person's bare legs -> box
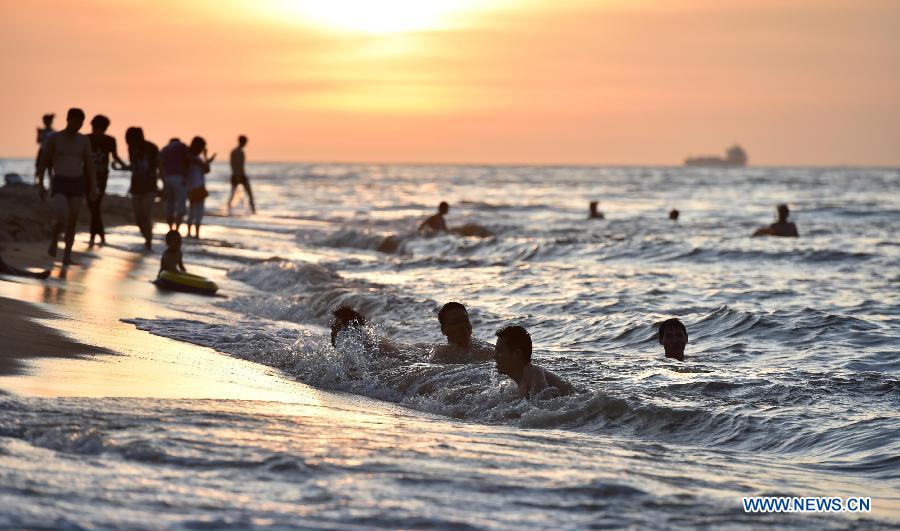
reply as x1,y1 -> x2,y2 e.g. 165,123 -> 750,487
242,181 -> 256,214
48,194 -> 66,258
62,195 -> 82,265
227,183 -> 238,214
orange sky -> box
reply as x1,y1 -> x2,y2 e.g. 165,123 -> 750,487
1,0 -> 898,165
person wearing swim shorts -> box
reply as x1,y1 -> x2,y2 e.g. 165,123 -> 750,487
36,107 -> 99,265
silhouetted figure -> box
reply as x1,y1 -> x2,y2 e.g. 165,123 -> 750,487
228,135 -> 256,214
36,108 -> 99,265
431,302 -> 494,363
159,230 -> 186,274
669,209 -> 680,221
753,204 -> 799,237
186,136 -> 214,239
86,114 -> 127,247
330,306 -> 400,354
125,127 -> 160,250
658,318 -> 688,362
419,201 -> 449,234
331,306 -> 367,347
589,201 -> 604,219
494,325 -> 574,398
35,113 -> 55,180
159,138 -> 190,231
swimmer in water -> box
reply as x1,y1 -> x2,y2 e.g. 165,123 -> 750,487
330,305 -> 400,355
159,230 -> 186,274
418,201 -> 449,234
753,204 -> 799,237
494,325 -> 574,398
589,201 -> 604,219
669,209 -> 680,221
431,302 -> 494,363
658,318 -> 688,362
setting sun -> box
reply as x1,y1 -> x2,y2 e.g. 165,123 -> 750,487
269,0 -> 474,33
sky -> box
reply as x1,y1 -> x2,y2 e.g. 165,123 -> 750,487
1,0 -> 898,165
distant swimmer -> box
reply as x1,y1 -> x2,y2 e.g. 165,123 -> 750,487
330,305 -> 400,355
494,325 -> 574,398
36,108 -> 99,265
418,201 -> 449,234
431,302 -> 494,363
228,135 -> 256,214
669,209 -> 680,221
589,201 -> 604,219
658,318 -> 688,362
753,204 -> 799,237
159,229 -> 187,274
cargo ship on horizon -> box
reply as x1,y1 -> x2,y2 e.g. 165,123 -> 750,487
685,144 -> 747,167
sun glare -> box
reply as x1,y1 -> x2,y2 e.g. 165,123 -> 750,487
272,0 -> 471,34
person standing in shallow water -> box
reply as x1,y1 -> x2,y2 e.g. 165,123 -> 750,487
186,136 -> 214,239
86,114 -> 127,247
419,201 -> 449,234
36,108 -> 99,265
159,138 -> 189,231
431,302 -> 494,363
753,204 -> 799,237
228,135 -> 256,214
589,201 -> 604,219
494,325 -> 574,398
124,127 -> 160,250
658,318 -> 688,362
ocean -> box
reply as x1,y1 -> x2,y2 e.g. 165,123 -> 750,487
1,159 -> 898,528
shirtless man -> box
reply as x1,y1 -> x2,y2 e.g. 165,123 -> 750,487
494,325 -> 574,399
658,318 -> 688,362
753,204 -> 799,237
228,135 -> 256,214
418,201 -> 449,234
431,302 -> 494,363
36,108 -> 98,265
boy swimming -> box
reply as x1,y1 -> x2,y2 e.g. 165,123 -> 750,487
494,325 -> 574,398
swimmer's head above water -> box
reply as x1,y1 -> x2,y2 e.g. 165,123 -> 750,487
438,302 -> 472,348
331,306 -> 367,347
776,203 -> 790,223
658,318 -> 688,361
494,325 -> 532,377
438,201 -> 449,215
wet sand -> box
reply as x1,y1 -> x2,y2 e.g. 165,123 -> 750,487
0,225 -> 323,403
0,296 -> 109,376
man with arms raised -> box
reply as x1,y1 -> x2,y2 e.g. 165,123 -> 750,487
37,107 -> 98,265
431,302 -> 494,363
494,325 -> 574,398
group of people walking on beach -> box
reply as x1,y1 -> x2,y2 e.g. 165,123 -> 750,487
33,108 -> 255,264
